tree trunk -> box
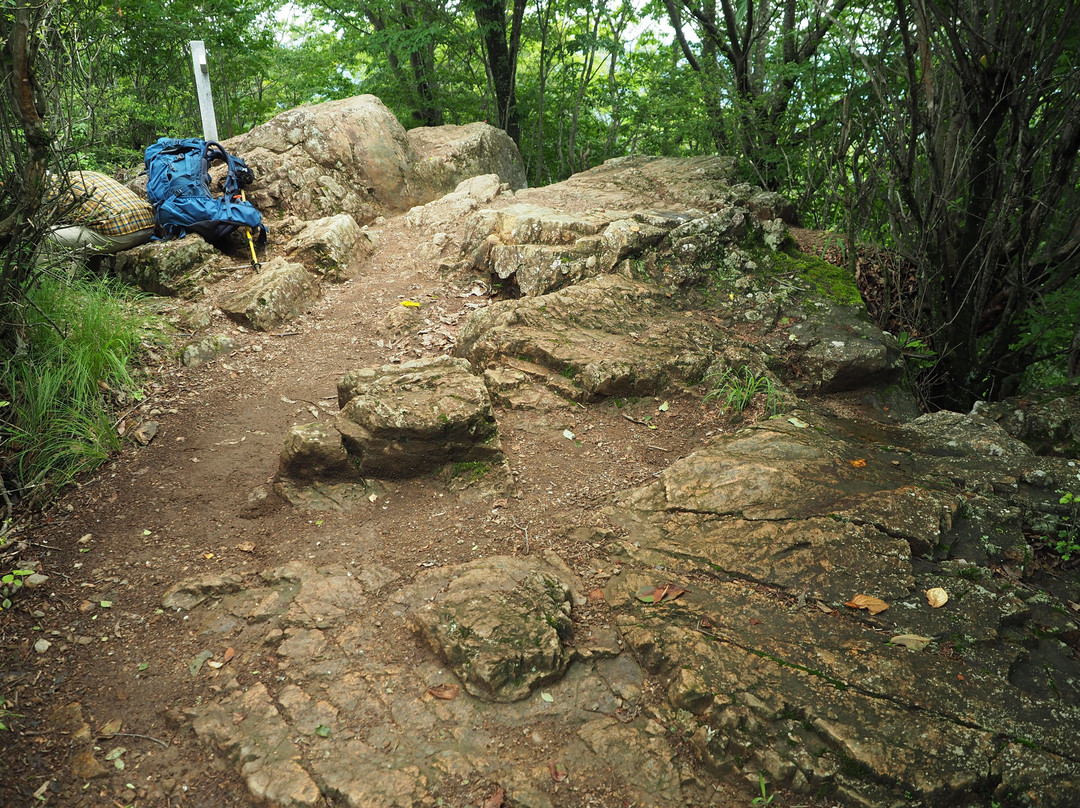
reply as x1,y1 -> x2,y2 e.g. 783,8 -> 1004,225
473,0 -> 520,142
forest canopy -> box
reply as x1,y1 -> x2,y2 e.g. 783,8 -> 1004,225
2,0 -> 1079,411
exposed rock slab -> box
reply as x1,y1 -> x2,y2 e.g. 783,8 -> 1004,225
403,556 -> 576,702
219,258 -> 320,331
601,411 -> 1080,806
336,355 -> 504,477
404,173 -> 504,230
170,560 -> 711,808
455,275 -> 723,400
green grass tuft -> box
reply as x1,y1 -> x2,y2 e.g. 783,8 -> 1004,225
1,273 -> 163,503
704,367 -> 782,417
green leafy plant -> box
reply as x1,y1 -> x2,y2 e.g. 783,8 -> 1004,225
751,772 -> 775,806
896,331 -> 937,371
1,569 -> 33,610
704,367 -> 781,416
1047,491 -> 1079,561
0,704 -> 22,731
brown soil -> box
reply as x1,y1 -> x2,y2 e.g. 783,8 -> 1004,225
0,214 -> 837,808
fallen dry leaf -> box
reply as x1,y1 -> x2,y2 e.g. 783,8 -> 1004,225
814,601 -> 835,614
98,718 -> 122,738
926,587 -> 949,608
844,593 -> 890,615
548,758 -> 568,783
890,634 -> 934,651
236,542 -> 256,553
849,458 -> 867,468
635,583 -> 688,604
427,683 -> 459,700
748,617 -> 762,626
587,588 -> 605,601
482,787 -> 505,808
222,647 -> 235,663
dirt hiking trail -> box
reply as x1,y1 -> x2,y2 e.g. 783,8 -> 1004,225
1,208 -> 813,808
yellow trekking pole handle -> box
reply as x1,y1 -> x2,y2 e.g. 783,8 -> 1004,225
240,190 -> 261,273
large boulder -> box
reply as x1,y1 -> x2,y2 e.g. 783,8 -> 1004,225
407,124 -> 526,198
335,355 -> 504,477
226,95 -> 525,223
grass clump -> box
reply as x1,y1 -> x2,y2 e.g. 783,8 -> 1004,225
1,273 -> 163,506
704,367 -> 782,417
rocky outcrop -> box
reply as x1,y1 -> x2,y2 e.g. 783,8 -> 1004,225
973,387 -> 1080,458
335,355 -> 504,477
602,411 -> 1080,806
460,205 -> 679,297
219,258 -> 320,331
226,95 -> 525,223
773,299 -> 902,393
282,213 -> 375,281
405,556 -> 577,702
404,174 -> 505,231
455,275 -> 725,401
109,237 -> 230,298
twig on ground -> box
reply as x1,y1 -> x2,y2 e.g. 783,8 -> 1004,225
108,731 -> 170,749
511,516 -> 530,555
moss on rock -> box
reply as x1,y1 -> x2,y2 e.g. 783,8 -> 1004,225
768,249 -> 864,308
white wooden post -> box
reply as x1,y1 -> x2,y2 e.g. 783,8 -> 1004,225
189,41 -> 219,142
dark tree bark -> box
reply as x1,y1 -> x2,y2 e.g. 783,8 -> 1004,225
873,0 -> 1080,405
472,0 -> 523,143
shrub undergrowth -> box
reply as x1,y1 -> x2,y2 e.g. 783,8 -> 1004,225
0,272 -> 162,508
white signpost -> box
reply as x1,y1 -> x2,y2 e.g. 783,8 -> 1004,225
189,40 -> 219,142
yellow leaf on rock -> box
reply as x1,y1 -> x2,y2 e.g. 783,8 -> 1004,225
400,300 -> 421,308
850,458 -> 867,468
844,593 -> 890,615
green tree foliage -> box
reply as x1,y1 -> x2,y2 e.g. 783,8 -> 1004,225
655,0 -> 852,189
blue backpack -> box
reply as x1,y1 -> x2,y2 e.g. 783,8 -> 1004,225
144,137 -> 267,244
